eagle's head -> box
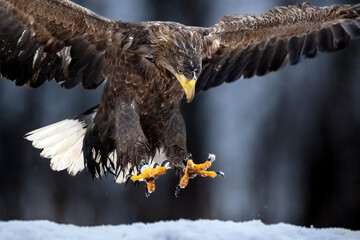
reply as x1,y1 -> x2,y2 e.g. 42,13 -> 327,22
151,27 -> 203,102
173,54 -> 201,103
162,48 -> 202,103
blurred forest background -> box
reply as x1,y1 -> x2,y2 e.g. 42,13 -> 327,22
0,0 -> 359,229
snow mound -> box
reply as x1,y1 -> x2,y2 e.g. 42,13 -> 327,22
0,219 -> 359,240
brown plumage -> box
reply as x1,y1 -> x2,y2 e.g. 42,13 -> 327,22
1,0 -> 360,184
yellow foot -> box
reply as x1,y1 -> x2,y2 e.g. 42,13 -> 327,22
127,162 -> 169,197
175,154 -> 224,197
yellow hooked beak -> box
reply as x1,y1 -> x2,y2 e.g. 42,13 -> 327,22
175,73 -> 196,103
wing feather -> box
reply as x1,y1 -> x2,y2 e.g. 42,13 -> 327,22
0,0 -> 130,89
197,3 -> 360,92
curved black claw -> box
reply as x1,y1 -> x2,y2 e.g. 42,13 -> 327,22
145,187 -> 151,198
161,160 -> 170,167
208,153 -> 216,162
175,185 -> 181,198
134,180 -> 140,187
182,153 -> 193,166
137,161 -> 149,173
216,171 -> 225,178
124,174 -> 133,187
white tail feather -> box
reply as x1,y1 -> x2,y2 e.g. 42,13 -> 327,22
66,138 -> 85,175
32,124 -> 83,149
49,134 -> 83,171
41,133 -> 79,158
25,119 -> 86,175
26,120 -> 78,142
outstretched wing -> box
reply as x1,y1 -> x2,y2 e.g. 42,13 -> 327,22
0,0 -> 128,89
196,3 -> 360,92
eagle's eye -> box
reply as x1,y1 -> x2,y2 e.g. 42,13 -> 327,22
144,55 -> 154,63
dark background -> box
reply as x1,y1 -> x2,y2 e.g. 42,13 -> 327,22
0,0 -> 359,229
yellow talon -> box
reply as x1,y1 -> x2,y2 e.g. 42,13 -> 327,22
130,166 -> 167,196
179,157 -> 222,189
130,167 -> 167,182
147,181 -> 156,193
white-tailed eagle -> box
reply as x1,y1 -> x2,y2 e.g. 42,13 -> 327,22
1,0 -> 360,196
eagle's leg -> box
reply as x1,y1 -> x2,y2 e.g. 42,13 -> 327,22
175,154 -> 224,197
111,99 -> 169,196
163,108 -> 188,173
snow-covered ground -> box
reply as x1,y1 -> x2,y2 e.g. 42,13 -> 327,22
0,219 -> 359,240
